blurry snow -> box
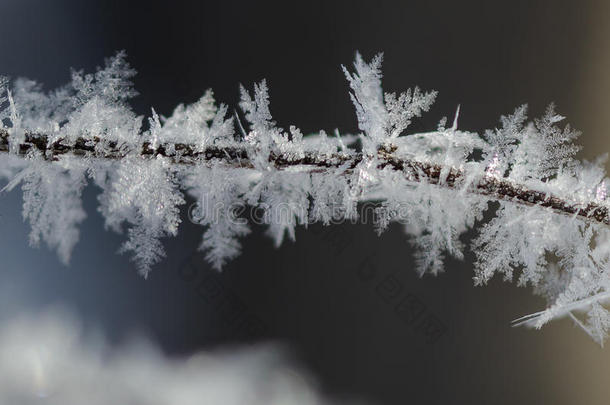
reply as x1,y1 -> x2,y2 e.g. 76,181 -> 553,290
0,309 -> 353,405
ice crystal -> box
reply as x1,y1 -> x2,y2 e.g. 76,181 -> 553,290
2,155 -> 87,264
156,89 -> 234,149
342,52 -> 436,152
106,157 -> 184,277
185,163 -> 251,270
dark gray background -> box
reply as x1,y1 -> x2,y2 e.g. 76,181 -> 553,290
0,1 -> 609,404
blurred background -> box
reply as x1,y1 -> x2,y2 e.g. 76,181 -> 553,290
0,0 -> 609,403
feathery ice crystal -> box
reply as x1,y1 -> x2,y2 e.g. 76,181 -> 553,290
1,51 -> 610,343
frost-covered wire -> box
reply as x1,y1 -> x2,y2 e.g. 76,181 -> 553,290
1,51 -> 610,343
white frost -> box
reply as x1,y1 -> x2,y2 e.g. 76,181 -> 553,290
1,51 -> 609,344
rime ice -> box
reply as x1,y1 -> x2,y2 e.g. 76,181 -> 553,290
1,52 -> 610,343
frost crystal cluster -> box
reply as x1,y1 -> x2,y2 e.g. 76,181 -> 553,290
1,52 -> 610,343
